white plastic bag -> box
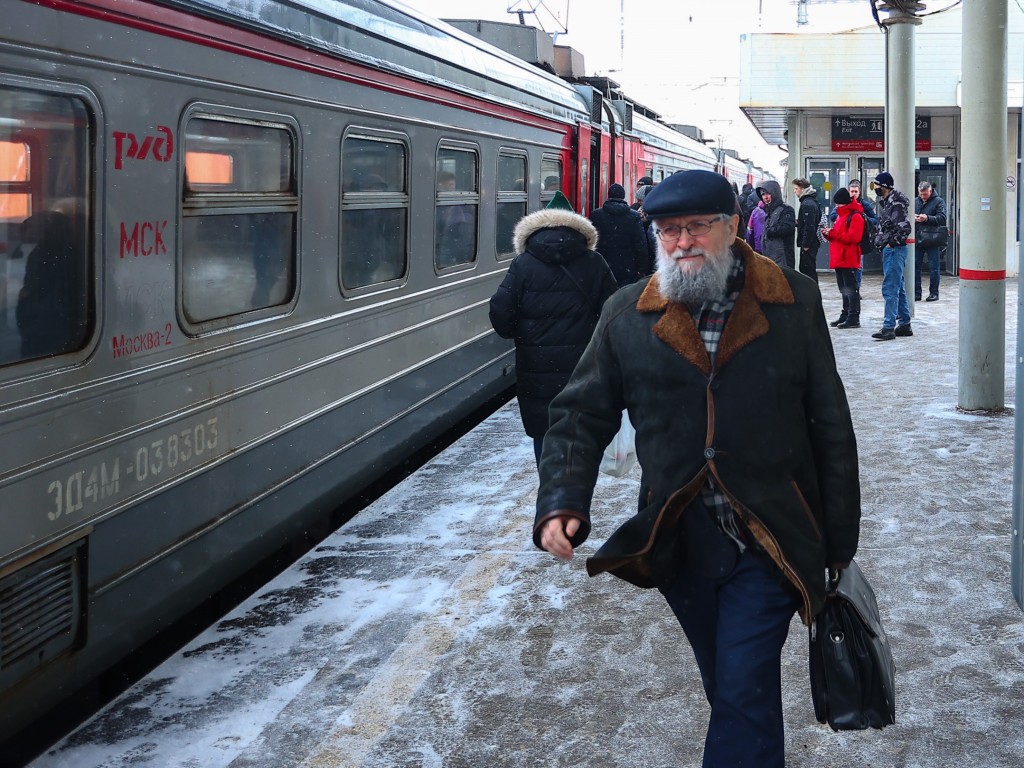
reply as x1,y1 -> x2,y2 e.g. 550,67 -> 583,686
599,410 -> 636,477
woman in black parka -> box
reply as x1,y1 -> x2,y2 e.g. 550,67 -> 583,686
489,199 -> 618,465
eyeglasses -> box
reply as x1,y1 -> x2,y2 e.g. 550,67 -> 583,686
654,215 -> 727,241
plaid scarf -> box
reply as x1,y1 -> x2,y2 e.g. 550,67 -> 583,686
689,253 -> 750,550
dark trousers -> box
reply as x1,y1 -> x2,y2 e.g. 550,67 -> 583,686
661,550 -> 799,768
835,267 -> 860,322
532,436 -> 544,466
798,245 -> 819,282
915,245 -> 942,298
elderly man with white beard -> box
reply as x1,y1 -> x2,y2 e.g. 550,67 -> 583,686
532,169 -> 861,768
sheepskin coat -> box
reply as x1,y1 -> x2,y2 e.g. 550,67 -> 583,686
533,239 -> 860,623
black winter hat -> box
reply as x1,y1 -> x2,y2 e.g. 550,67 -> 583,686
642,169 -> 736,220
637,176 -> 654,186
608,183 -> 626,200
833,187 -> 852,205
873,171 -> 895,189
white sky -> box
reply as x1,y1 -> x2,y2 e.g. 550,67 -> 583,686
408,0 -> 879,172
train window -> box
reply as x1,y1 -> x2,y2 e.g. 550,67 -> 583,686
541,156 -> 562,203
0,141 -> 31,221
340,134 -> 408,290
181,117 -> 296,324
0,87 -> 92,368
435,146 -> 478,269
496,152 -> 526,259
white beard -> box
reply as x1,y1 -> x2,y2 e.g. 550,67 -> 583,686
655,240 -> 735,305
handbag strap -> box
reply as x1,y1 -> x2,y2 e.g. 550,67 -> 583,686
559,264 -> 601,318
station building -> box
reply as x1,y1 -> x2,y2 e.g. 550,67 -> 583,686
739,7 -> 1024,275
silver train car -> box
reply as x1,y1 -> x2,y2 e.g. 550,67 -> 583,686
0,0 -> 773,742
0,0 -> 588,740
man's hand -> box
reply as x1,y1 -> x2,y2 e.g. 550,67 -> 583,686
539,516 -> 581,561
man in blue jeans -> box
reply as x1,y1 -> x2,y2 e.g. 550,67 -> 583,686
870,172 -> 913,341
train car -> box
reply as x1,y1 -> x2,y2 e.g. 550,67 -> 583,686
569,92 -> 719,213
0,0 -> 772,745
627,114 -> 720,193
751,165 -> 775,189
716,148 -> 755,190
0,0 -> 600,743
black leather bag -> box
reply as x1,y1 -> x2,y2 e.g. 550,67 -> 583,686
808,559 -> 896,731
916,224 -> 948,248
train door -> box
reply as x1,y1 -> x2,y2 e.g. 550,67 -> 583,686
588,129 -> 603,216
576,122 -> 592,215
916,157 -> 957,275
806,158 -> 849,271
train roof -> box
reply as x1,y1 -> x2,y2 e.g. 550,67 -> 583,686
155,0 -> 590,123
630,112 -> 718,166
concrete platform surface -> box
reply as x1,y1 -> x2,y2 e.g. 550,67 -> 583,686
31,275 -> 1024,768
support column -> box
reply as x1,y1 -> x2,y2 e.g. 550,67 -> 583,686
787,110 -> 802,193
881,7 -> 917,318
959,0 -> 1007,410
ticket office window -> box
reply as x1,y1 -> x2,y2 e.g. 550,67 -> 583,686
182,116 -> 297,324
435,146 -> 478,269
496,152 -> 526,260
340,134 -> 408,290
0,86 -> 92,368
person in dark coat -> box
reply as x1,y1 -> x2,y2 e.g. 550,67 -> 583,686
15,210 -> 88,358
738,182 -> 758,228
589,183 -> 650,286
821,187 -> 864,328
792,177 -> 821,282
913,181 -> 948,301
489,202 -> 617,465
757,179 -> 795,269
634,183 -> 658,272
534,169 -> 860,768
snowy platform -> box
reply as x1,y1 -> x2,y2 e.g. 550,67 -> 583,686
32,275 -> 1024,768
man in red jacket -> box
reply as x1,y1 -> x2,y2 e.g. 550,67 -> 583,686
534,170 -> 860,768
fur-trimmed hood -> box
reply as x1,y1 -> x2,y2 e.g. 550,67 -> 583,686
512,208 -> 599,259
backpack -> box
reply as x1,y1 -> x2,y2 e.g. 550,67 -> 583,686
847,211 -> 876,253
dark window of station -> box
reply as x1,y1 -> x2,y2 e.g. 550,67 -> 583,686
0,87 -> 92,367
496,152 -> 526,260
181,117 -> 296,324
541,155 -> 562,204
435,145 -> 478,269
340,134 -> 408,290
